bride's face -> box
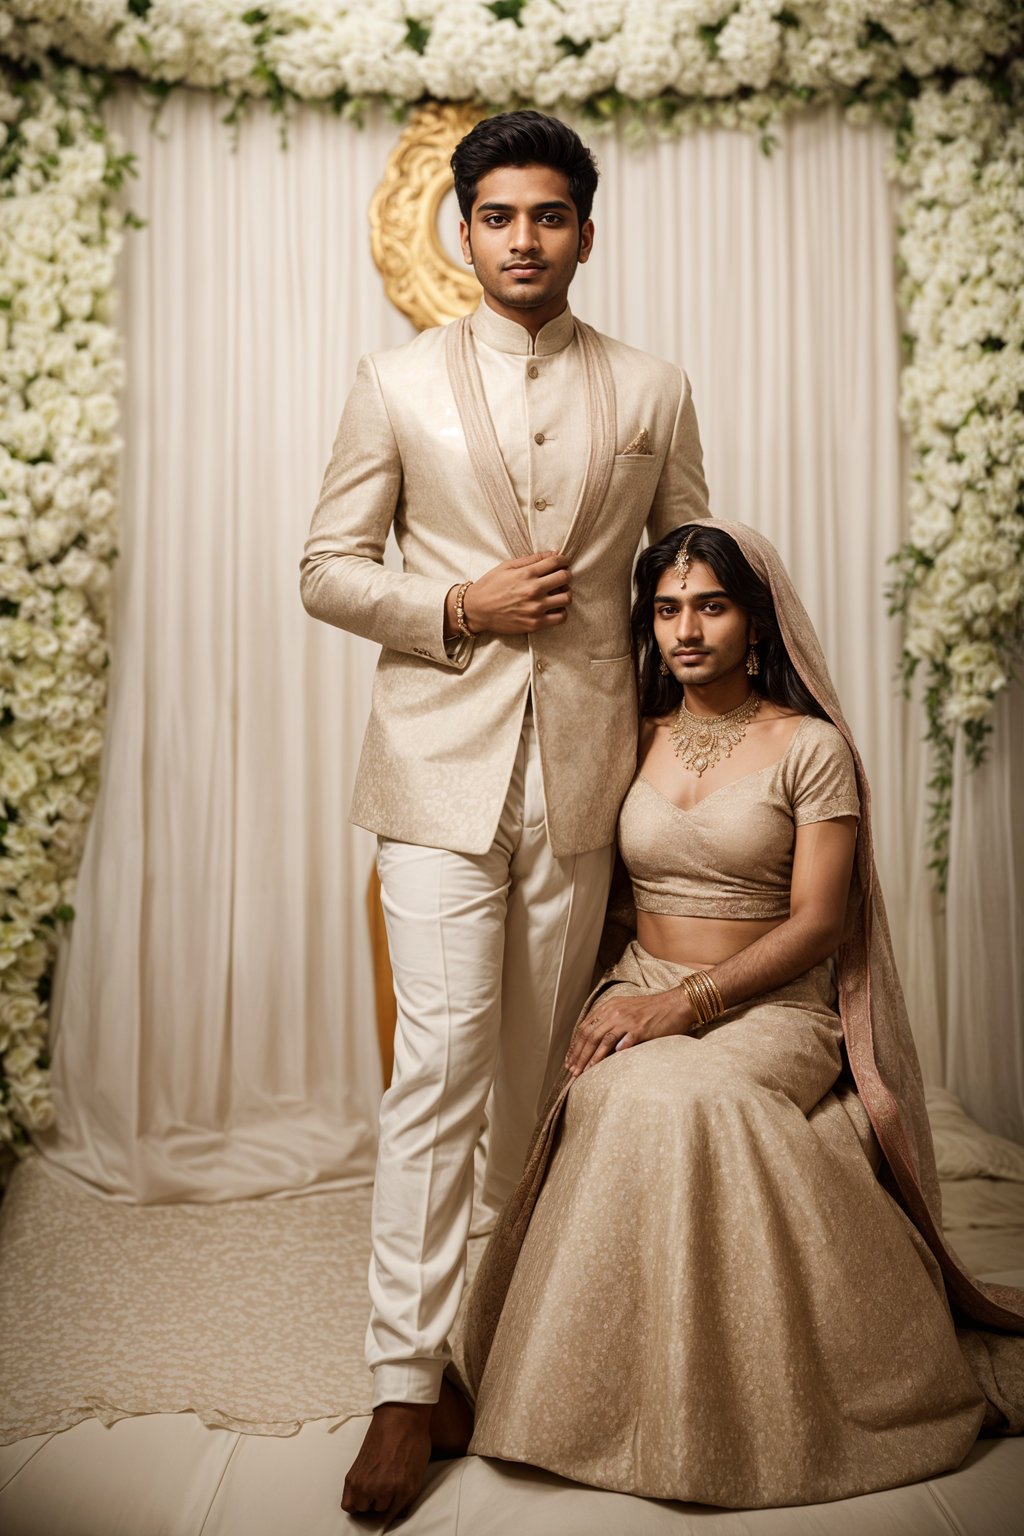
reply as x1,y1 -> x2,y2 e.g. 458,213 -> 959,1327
653,559 -> 752,691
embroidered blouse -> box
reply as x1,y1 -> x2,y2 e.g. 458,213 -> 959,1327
618,715 -> 860,920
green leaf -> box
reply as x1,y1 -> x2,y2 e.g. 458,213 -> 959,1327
865,21 -> 896,48
241,7 -> 268,24
698,21 -> 727,58
404,18 -> 430,54
487,0 -> 526,24
127,0 -> 152,17
252,60 -> 289,113
488,0 -> 525,22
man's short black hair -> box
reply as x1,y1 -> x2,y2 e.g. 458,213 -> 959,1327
451,110 -> 599,227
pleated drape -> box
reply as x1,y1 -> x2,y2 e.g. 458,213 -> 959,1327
37,92 -> 1021,1203
43,95 -> 414,1200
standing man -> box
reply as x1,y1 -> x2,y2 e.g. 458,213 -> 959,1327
300,110 -> 709,1518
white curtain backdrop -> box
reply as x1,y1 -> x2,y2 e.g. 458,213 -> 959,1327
37,90 -> 1022,1202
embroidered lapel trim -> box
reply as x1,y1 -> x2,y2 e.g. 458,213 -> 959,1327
444,315 -> 617,564
445,317 -> 533,560
560,320 -> 617,565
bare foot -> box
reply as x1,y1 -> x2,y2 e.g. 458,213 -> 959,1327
430,1375 -> 474,1458
341,1402 -> 432,1520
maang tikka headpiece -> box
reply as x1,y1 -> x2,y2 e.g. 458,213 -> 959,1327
674,529 -> 696,588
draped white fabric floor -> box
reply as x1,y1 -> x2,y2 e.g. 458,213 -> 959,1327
2,1091 -> 1024,1533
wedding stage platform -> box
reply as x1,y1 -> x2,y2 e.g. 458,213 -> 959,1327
1,1088 -> 1023,1535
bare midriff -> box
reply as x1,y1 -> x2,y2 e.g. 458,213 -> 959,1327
636,910 -> 786,968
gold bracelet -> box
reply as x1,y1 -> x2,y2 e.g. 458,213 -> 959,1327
454,580 -> 475,639
691,970 -> 725,1022
679,971 -> 725,1028
689,974 -> 714,1026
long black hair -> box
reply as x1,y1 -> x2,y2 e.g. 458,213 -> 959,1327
631,524 -> 827,721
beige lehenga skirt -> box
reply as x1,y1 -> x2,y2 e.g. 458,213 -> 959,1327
463,943 -> 984,1509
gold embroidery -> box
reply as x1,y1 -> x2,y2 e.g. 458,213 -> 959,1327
620,427 -> 652,455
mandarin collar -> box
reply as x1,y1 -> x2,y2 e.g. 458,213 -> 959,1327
469,300 -> 575,357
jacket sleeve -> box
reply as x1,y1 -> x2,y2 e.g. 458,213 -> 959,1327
299,354 -> 472,670
645,367 -> 710,545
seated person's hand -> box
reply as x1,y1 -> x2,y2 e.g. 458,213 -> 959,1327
565,985 -> 695,1077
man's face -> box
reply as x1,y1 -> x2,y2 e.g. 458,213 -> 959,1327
459,163 -> 593,324
653,561 -> 753,691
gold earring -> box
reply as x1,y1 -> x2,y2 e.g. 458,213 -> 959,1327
659,656 -> 670,676
746,644 -> 760,677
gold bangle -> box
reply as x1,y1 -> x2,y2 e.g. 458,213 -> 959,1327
680,971 -> 725,1028
692,970 -> 724,1022
454,580 -> 475,638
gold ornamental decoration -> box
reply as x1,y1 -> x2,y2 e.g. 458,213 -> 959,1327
370,101 -> 485,331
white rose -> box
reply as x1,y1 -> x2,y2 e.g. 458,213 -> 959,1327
9,1074 -> 55,1132
0,748 -> 38,801
947,640 -> 996,676
943,692 -> 994,726
2,1040 -> 38,1079
53,474 -> 89,513
0,994 -> 43,1035
26,513 -> 70,563
38,395 -> 83,437
16,874 -> 61,919
962,581 -> 998,618
55,548 -> 100,589
0,566 -> 35,603
13,284 -> 62,329
32,629 -> 61,661
970,660 -> 1009,696
908,501 -> 955,555
87,487 -> 114,524
82,394 -> 119,436
60,285 -> 95,321
5,410 -> 49,460
28,462 -> 61,509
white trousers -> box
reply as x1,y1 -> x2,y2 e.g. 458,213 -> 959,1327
368,710 -> 613,1405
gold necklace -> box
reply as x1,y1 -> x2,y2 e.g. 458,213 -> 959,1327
669,693 -> 761,777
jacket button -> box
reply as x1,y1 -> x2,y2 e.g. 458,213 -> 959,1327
534,497 -> 547,511
535,658 -> 547,674
534,432 -> 545,445
527,364 -> 539,379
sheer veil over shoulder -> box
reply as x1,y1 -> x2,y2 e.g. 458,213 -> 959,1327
722,521 -> 1023,1348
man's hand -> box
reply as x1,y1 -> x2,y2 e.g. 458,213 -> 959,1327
564,987 -> 693,1077
459,551 -> 572,636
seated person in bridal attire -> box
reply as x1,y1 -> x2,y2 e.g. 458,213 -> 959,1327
459,519 -> 1024,1510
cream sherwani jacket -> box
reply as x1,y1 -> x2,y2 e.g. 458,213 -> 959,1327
300,303 -> 709,857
